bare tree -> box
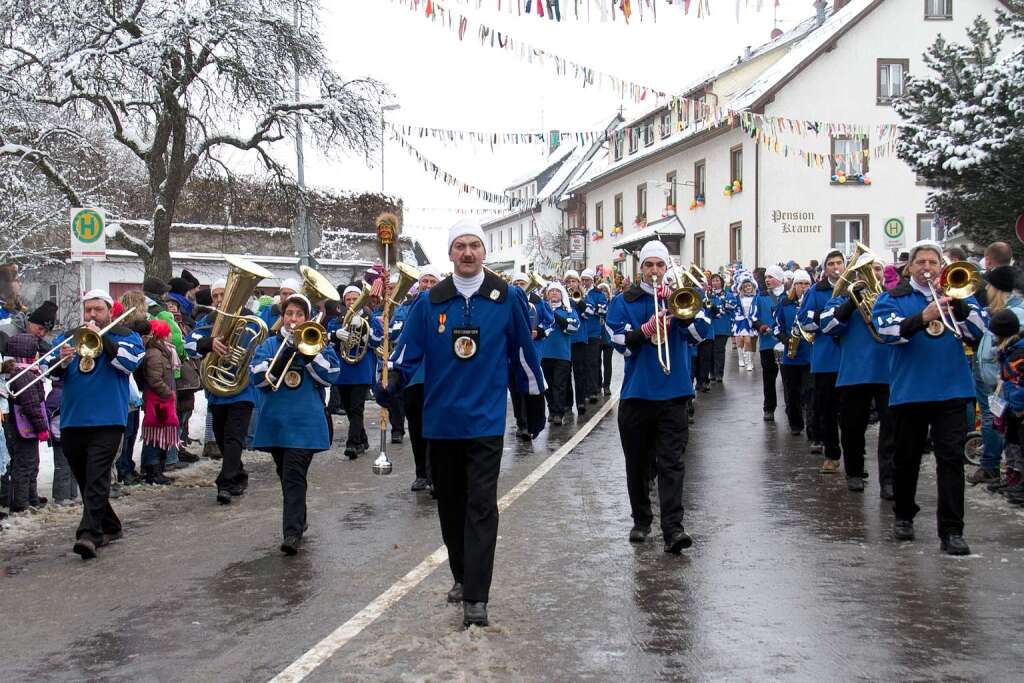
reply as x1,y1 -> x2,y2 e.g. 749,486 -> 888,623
0,0 -> 385,279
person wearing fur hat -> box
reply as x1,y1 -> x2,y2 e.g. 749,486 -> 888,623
380,218 -> 546,628
606,239 -> 711,554
250,293 -> 341,555
872,240 -> 989,555
45,289 -> 145,559
798,249 -> 847,471
3,331 -> 51,512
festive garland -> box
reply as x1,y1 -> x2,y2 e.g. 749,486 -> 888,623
391,123 -> 607,147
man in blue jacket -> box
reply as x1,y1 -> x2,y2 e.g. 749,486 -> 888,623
798,249 -> 846,472
754,266 -> 786,421
821,258 -> 895,497
329,286 -> 383,459
607,240 -> 711,554
873,240 -> 989,556
383,219 -> 546,628
47,290 -> 144,560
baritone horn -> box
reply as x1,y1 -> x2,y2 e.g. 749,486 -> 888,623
200,256 -> 273,397
339,282 -> 373,365
525,271 -> 549,293
833,242 -> 885,343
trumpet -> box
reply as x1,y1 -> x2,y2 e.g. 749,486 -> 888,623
923,261 -> 980,339
9,307 -> 138,398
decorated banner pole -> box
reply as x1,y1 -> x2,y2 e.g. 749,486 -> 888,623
373,213 -> 399,476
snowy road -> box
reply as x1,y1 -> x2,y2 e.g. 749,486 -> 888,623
2,352 -> 1024,681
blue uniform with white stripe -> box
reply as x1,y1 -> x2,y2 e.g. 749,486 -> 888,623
872,279 -> 988,406
390,272 -> 545,440
754,289 -> 783,351
185,312 -> 261,406
540,306 -> 580,362
47,325 -> 144,428
820,294 -> 892,387
606,285 -> 711,401
249,334 -> 341,451
773,297 -> 810,366
326,314 -> 383,385
798,280 -> 842,374
583,289 -> 608,340
708,290 -> 736,337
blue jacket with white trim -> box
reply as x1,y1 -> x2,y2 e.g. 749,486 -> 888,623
540,305 -> 580,362
326,312 -> 383,385
821,293 -> 892,387
531,297 -> 553,349
249,333 -> 341,451
393,294 -> 426,387
46,324 -> 144,429
754,289 -> 784,351
582,288 -> 608,340
390,272 -> 545,439
797,280 -> 842,374
707,290 -> 736,337
773,296 -> 810,366
185,312 -> 261,406
872,279 -> 988,406
607,285 -> 710,401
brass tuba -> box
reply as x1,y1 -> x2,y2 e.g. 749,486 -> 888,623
200,256 -> 273,397
266,265 -> 340,391
525,271 -> 549,293
833,241 -> 885,342
339,282 -> 373,364
385,262 -> 421,311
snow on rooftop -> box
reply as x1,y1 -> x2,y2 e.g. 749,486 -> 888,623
503,139 -> 578,191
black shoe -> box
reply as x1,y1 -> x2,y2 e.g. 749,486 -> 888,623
809,442 -> 824,454
177,449 -> 200,463
552,414 -> 564,426
280,535 -> 301,556
463,601 -> 488,627
121,471 -> 142,486
344,446 -> 358,460
515,427 -> 531,440
588,395 -> 598,404
880,483 -> 895,500
73,538 -> 97,560
602,387 -> 612,396
665,530 -> 693,554
700,383 -> 711,393
216,489 -> 232,505
98,530 -> 123,547
411,478 -> 430,492
228,484 -> 246,497
447,582 -> 463,603
577,404 -> 587,416
30,497 -> 48,509
763,410 -> 774,423
893,520 -> 915,541
941,534 -> 971,556
391,433 -> 404,445
628,525 -> 651,543
790,428 -> 803,436
846,476 -> 865,492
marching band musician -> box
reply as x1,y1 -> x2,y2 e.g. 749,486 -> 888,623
250,294 -> 341,555
508,273 -> 535,440
398,264 -> 442,492
186,278 -> 259,505
258,277 -> 299,330
821,258 -> 896,496
580,268 -> 607,404
596,282 -> 614,396
539,281 -> 580,426
607,240 -> 711,553
798,249 -> 846,472
46,290 -> 145,560
381,219 -> 546,628
872,240 -> 988,556
706,274 -> 735,383
773,270 -> 814,437
328,285 -> 383,460
562,269 -> 590,417
754,266 -> 787,422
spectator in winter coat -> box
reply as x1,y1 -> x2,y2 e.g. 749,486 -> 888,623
45,379 -> 77,504
139,319 -> 178,485
3,332 -> 51,512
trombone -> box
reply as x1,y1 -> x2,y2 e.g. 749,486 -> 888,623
9,306 -> 137,398
650,269 -> 703,376
923,261 -> 980,339
266,266 -> 339,391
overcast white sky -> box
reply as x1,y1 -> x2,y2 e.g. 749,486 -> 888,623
262,0 -> 821,263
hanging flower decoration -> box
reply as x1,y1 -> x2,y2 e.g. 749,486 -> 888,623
723,184 -> 733,197
664,203 -> 676,215
689,199 -> 698,211
634,214 -> 647,228
830,169 -> 869,185
592,227 -> 604,240
611,224 -> 624,236
732,179 -> 742,193
696,194 -> 706,207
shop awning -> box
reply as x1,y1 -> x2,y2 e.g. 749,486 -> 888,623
615,214 -> 686,252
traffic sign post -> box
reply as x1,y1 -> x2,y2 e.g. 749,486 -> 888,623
883,217 -> 905,263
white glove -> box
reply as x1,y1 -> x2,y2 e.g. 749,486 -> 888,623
335,327 -> 352,343
350,313 -> 363,327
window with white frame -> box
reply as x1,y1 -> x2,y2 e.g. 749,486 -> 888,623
629,127 -> 640,154
613,132 -> 624,160
595,201 -> 604,232
636,184 -> 647,221
925,0 -> 952,19
831,215 -> 870,252
831,136 -> 869,179
659,110 -> 671,138
878,59 -> 908,103
643,120 -> 654,147
666,171 -> 677,208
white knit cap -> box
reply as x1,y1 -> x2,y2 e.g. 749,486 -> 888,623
638,240 -> 670,266
280,277 -> 300,293
343,285 -> 362,298
545,282 -> 572,311
283,293 -> 312,318
793,270 -> 812,284
783,270 -> 794,281
580,268 -> 595,279
211,278 -> 227,292
765,265 -> 786,282
448,218 -> 486,252
511,272 -> 529,284
82,289 -> 113,307
909,239 -> 943,263
419,264 -> 443,281
564,269 -> 580,280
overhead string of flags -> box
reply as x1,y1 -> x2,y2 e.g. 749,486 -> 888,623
425,0 -> 777,23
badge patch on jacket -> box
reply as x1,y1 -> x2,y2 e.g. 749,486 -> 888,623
452,326 -> 479,360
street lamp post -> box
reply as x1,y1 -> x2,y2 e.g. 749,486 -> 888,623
381,104 -> 401,193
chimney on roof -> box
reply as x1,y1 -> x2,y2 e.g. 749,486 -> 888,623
813,0 -> 827,26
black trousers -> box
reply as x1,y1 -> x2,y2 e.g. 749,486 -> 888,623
759,348 -> 779,412
599,344 -> 613,390
402,384 -> 430,480
840,384 -> 895,485
541,358 -> 571,417
585,338 -> 602,397
389,392 -> 405,436
270,448 -> 315,539
813,372 -> 841,459
509,366 -> 527,430
696,340 -> 713,385
337,384 -> 368,448
892,399 -> 967,538
569,342 -> 588,408
328,385 -> 343,414
779,364 -> 812,433
712,335 -> 729,380
4,422 -> 40,509
62,426 -> 124,544
211,401 -> 253,491
618,397 -> 689,542
428,436 -> 503,603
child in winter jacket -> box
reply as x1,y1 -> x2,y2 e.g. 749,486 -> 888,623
46,379 -> 77,504
3,332 -> 50,511
139,319 -> 178,485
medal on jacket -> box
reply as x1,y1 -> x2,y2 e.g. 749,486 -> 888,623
438,313 -> 446,334
79,357 -> 96,373
451,326 -> 479,360
283,369 -> 302,388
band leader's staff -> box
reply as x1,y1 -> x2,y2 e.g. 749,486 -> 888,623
186,279 -> 258,505
250,294 -> 341,555
47,290 -> 144,560
383,219 -> 546,629
873,240 -> 988,556
607,240 -> 711,554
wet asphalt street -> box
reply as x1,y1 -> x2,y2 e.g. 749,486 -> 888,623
2,348 -> 1024,682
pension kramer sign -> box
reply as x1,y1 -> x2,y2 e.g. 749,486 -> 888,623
770,209 -> 823,235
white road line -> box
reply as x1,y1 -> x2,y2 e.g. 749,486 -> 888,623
269,398 -> 619,683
